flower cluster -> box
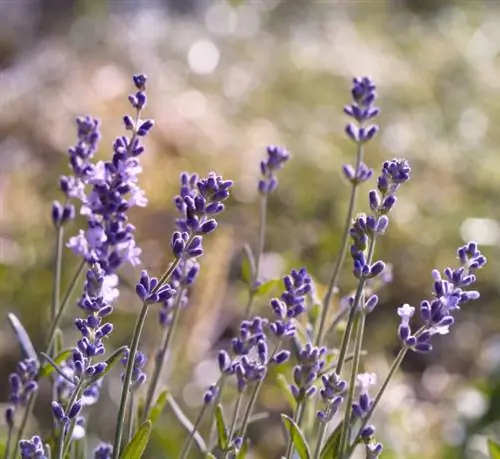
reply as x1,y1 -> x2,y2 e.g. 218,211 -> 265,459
397,242 -> 487,352
121,349 -> 147,390
258,145 -> 290,194
4,358 -> 38,429
67,73 -> 152,273
269,268 -> 312,337
19,435 -> 46,459
351,373 -> 382,457
344,77 -> 380,144
291,343 -> 326,402
342,77 -> 379,185
317,371 -> 347,423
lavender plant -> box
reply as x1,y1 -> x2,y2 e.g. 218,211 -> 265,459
1,73 -> 489,459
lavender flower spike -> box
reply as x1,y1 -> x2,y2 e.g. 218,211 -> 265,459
258,145 -> 290,194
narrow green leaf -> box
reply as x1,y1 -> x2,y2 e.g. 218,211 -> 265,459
281,414 -> 311,459
241,244 -> 255,285
488,438 -> 500,459
0,441 -> 6,458
87,345 -> 127,384
236,439 -> 249,458
276,374 -> 297,411
215,404 -> 229,450
254,279 -> 281,298
38,349 -> 73,379
166,394 -> 207,453
8,313 -> 38,364
320,421 -> 343,459
121,420 -> 152,459
148,390 -> 168,426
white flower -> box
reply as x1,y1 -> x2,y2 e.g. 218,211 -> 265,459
397,304 -> 415,325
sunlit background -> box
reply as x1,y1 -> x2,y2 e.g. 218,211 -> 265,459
1,0 -> 500,458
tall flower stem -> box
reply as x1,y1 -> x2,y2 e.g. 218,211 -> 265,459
244,194 -> 268,319
52,226 -> 64,328
223,392 -> 245,459
112,258 -> 181,459
335,237 -> 376,376
179,402 -> 208,459
338,311 -> 366,457
142,286 -> 186,422
5,422 -> 13,459
346,346 -> 408,458
60,377 -> 86,458
46,260 -> 86,352
12,260 -> 86,459
284,401 -> 305,459
315,142 -> 364,346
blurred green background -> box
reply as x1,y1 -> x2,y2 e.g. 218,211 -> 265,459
1,0 -> 500,458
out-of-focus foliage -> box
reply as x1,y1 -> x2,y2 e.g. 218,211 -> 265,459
1,0 -> 500,458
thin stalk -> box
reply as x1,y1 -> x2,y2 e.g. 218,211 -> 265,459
112,257 -> 181,459
46,259 -> 86,352
312,416 -> 329,459
223,392 -> 244,459
243,193 -> 268,319
284,401 -> 305,459
338,311 -> 366,457
56,427 -> 65,459
5,423 -> 13,459
315,142 -> 364,346
12,392 -> 36,459
60,378 -> 86,458
142,285 -> 186,421
346,346 -> 407,458
52,226 -> 64,324
126,392 -> 135,443
238,343 -> 280,444
334,238 -> 376,376
208,376 -> 227,449
179,403 -> 208,459
238,377 -> 266,443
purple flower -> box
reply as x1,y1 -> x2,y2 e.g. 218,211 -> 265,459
270,268 -> 312,338
317,371 -> 347,423
342,76 -> 379,184
4,358 -> 38,428
19,435 -> 46,459
400,242 -> 487,353
94,443 -> 113,459
136,270 -> 175,304
258,145 -> 290,194
66,74 -> 152,274
121,348 -> 147,390
290,342 -> 326,402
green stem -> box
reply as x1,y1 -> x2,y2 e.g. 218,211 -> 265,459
208,376 -> 227,449
125,392 -> 135,443
112,258 -> 181,459
52,226 -> 64,324
179,403 -> 207,459
338,311 -> 366,457
346,346 -> 408,458
5,424 -> 13,459
315,142 -> 364,346
12,392 -> 36,459
223,392 -> 244,458
46,259 -> 86,352
244,193 -> 268,319
312,416 -> 329,459
56,426 -> 65,459
335,238 -> 376,376
60,378 -> 86,458
285,401 -> 305,459
142,285 -> 186,422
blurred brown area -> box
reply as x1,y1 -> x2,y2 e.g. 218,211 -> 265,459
1,0 -> 500,458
